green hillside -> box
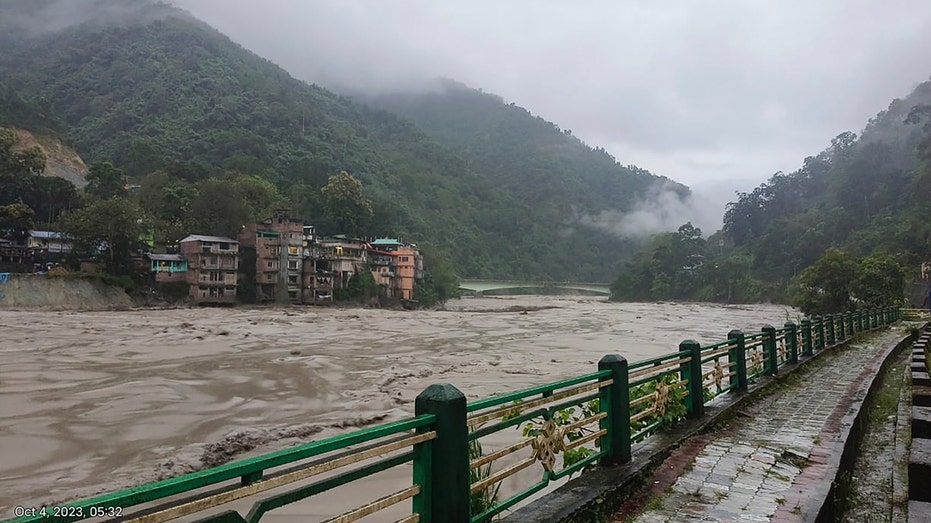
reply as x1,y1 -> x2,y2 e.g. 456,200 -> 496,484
0,0 -> 680,281
608,77 -> 931,307
722,79 -> 931,278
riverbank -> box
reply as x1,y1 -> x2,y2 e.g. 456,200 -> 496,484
0,273 -> 133,310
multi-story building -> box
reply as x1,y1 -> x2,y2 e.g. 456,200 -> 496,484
180,235 -> 239,304
367,238 -> 422,301
301,225 -> 335,305
317,236 -> 368,292
239,212 -> 303,304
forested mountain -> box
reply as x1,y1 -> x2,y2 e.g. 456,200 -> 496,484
610,77 -> 931,307
0,0 -> 681,281
722,80 -> 931,279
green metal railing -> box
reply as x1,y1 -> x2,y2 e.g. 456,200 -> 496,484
3,307 -> 901,523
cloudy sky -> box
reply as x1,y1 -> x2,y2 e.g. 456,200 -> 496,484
171,1 -> 931,197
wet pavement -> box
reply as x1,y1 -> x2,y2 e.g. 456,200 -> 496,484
619,327 -> 908,523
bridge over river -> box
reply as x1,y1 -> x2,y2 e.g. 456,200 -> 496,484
458,278 -> 611,296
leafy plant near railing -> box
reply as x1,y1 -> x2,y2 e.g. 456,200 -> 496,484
499,398 -> 601,476
469,435 -> 501,517
630,374 -> 688,442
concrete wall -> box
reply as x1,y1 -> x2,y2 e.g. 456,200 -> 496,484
0,274 -> 133,310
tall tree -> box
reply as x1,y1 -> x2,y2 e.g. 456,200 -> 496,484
320,171 -> 374,236
62,197 -> 143,275
85,161 -> 126,199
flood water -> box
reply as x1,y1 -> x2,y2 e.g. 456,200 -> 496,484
0,296 -> 795,518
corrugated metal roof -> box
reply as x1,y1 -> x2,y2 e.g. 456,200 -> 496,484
371,238 -> 400,245
28,230 -> 70,239
180,234 -> 238,244
147,253 -> 185,261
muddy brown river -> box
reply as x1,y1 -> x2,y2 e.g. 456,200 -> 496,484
0,296 -> 795,519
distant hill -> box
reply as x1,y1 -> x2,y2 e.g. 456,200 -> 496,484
0,0 -> 685,280
722,77 -> 931,284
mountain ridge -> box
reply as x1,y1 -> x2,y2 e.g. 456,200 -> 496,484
0,0 -> 690,280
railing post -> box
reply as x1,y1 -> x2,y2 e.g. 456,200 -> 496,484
857,310 -> 864,332
679,340 -> 704,419
836,314 -> 845,342
762,325 -> 777,375
825,314 -> 835,346
817,316 -> 826,351
414,384 -> 469,523
801,318 -> 813,356
728,329 -> 747,391
785,322 -> 798,364
599,355 -> 631,465
846,312 -> 854,338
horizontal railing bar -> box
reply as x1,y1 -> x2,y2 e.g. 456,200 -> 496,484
470,439 -> 534,470
562,412 -> 607,435
11,416 -> 435,523
240,452 -> 415,523
628,357 -> 690,381
466,370 -> 610,413
701,340 -> 735,351
700,346 -> 732,361
551,449 -> 607,480
470,479 -> 548,523
632,420 -> 662,441
630,393 -> 653,409
467,381 -> 610,427
564,429 -> 607,451
395,515 -> 420,523
469,392 -> 601,441
629,350 -> 691,370
123,432 -> 434,523
469,408 -> 546,441
630,404 -> 658,424
630,369 -> 681,388
321,485 -> 419,523
470,457 -> 536,495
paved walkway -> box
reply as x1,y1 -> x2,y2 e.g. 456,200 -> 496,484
618,328 -> 905,523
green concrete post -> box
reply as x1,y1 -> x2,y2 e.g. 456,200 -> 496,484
599,355 -> 631,465
801,318 -> 813,356
846,312 -> 854,338
762,325 -> 777,375
679,340 -> 704,419
825,314 -> 835,346
728,329 -> 747,391
785,322 -> 798,364
836,313 -> 845,342
414,384 -> 469,523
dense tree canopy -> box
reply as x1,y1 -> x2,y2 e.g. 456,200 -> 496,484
0,4 -> 677,280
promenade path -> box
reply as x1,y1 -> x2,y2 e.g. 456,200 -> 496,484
615,327 -> 907,523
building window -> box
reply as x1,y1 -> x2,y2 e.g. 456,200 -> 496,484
219,242 -> 230,250
267,261 -> 274,268
288,260 -> 299,270
288,246 -> 298,255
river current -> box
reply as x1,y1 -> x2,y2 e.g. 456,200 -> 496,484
0,296 -> 795,518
